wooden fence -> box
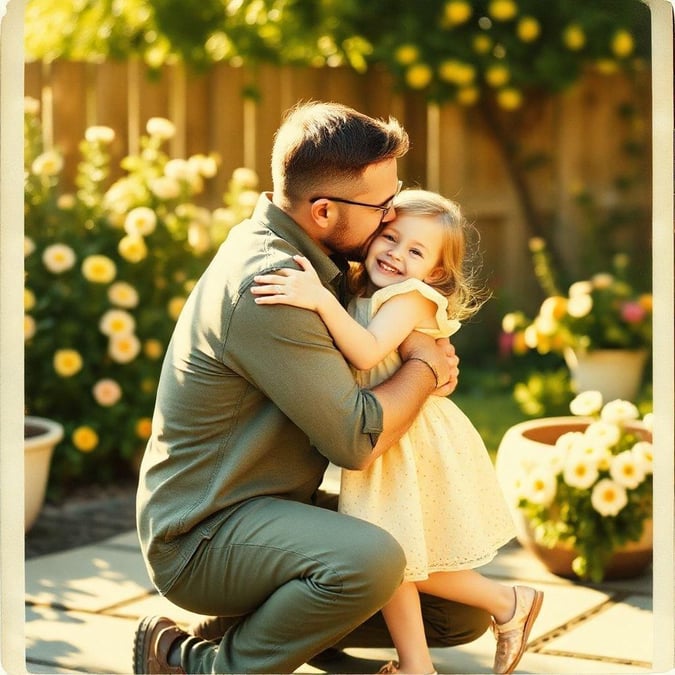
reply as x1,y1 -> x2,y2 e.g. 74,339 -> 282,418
24,59 -> 652,321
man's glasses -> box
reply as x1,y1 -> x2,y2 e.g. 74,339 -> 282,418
310,180 -> 403,221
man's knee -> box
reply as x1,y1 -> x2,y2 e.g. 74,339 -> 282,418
421,594 -> 491,647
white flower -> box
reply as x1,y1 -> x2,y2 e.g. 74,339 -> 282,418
42,243 -> 76,273
108,333 -> 141,363
124,206 -> 157,236
231,167 -> 259,188
534,314 -> 557,336
149,176 -> 182,200
584,421 -> 621,448
568,280 -> 593,297
591,273 -> 614,289
99,309 -> 136,336
570,390 -> 603,416
567,293 -> 593,318
518,466 -> 557,506
24,236 -> 36,257
24,96 -> 40,115
164,158 -> 196,181
631,441 -> 653,475
563,453 -> 599,489
555,431 -> 584,453
591,479 -> 628,516
601,399 -> 639,424
641,412 -> 653,433
108,281 -> 139,309
92,378 -> 122,407
146,117 -> 176,140
188,153 -> 218,178
84,126 -> 115,144
610,450 -> 646,489
188,222 -> 212,254
31,150 -> 63,176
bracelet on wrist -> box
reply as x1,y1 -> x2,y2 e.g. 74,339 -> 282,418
407,356 -> 439,388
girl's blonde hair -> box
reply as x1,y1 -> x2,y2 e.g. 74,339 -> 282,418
349,188 -> 488,321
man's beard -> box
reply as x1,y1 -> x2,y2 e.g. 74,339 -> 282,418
321,215 -> 376,262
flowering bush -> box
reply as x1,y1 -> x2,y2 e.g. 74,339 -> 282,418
24,99 -> 258,491
514,390 -> 653,582
501,238 -> 652,357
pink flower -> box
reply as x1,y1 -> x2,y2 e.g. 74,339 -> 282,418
620,301 -> 646,324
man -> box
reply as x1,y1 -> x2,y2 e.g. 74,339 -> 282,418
134,101 -> 490,674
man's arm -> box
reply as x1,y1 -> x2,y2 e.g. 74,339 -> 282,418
367,332 -> 459,464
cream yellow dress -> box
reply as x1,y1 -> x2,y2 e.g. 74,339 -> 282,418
339,278 -> 516,581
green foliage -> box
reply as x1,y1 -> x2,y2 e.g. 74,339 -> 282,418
24,103 -> 258,493
25,0 -> 650,104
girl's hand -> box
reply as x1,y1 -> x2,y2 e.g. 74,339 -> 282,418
251,255 -> 328,311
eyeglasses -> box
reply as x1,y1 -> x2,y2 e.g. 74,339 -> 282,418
310,180 -> 403,221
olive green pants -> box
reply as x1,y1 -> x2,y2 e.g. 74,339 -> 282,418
165,494 -> 490,673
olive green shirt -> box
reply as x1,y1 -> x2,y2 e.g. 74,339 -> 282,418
137,194 -> 383,592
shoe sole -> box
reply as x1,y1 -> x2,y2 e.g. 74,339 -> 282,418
503,590 -> 544,674
133,615 -> 159,674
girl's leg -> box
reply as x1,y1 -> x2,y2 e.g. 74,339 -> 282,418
380,581 -> 436,674
416,569 -> 516,624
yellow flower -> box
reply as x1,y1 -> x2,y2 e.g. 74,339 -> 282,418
124,206 -> 157,237
24,315 -> 36,340
595,59 -> 619,75
540,296 -> 567,321
443,0 -> 472,26
517,16 -> 540,42
72,426 -> 99,453
24,288 -> 36,311
82,254 -> 116,283
497,87 -> 522,110
168,296 -> 187,321
638,294 -> 653,312
118,234 -> 148,263
135,417 -> 153,440
456,86 -> 479,106
472,34 -> 492,54
54,349 -> 83,377
612,30 -> 634,58
563,24 -> 585,51
108,333 -> 141,364
394,44 -> 419,66
24,236 -> 36,257
485,64 -> 510,87
144,339 -> 164,360
405,63 -> 433,89
438,60 -> 475,85
488,0 -> 517,21
43,243 -> 76,273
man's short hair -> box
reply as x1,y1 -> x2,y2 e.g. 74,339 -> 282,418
271,101 -> 409,204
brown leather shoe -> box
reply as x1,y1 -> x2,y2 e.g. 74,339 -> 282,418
133,615 -> 187,674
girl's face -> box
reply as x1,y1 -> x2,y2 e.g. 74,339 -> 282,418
364,214 -> 445,290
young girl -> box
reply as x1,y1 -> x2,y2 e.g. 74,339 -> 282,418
252,189 -> 543,675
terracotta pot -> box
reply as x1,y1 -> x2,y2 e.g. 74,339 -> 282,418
24,416 -> 63,531
495,417 -> 652,581
564,348 -> 648,402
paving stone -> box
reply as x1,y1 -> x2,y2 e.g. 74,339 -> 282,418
26,604 -> 138,674
25,545 -> 153,612
542,593 -> 653,665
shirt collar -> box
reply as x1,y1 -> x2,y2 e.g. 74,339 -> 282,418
252,193 -> 347,289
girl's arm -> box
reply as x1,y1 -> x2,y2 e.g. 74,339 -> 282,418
252,255 -> 437,370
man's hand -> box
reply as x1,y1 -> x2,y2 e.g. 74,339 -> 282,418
399,332 -> 459,396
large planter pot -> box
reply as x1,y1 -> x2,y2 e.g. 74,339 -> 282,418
24,416 -> 63,532
495,417 -> 652,581
563,348 -> 648,402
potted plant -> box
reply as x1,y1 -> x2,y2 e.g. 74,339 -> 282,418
501,238 -> 652,401
495,391 -> 653,583
24,416 -> 63,531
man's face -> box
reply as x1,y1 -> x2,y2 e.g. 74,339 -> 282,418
319,159 -> 400,260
